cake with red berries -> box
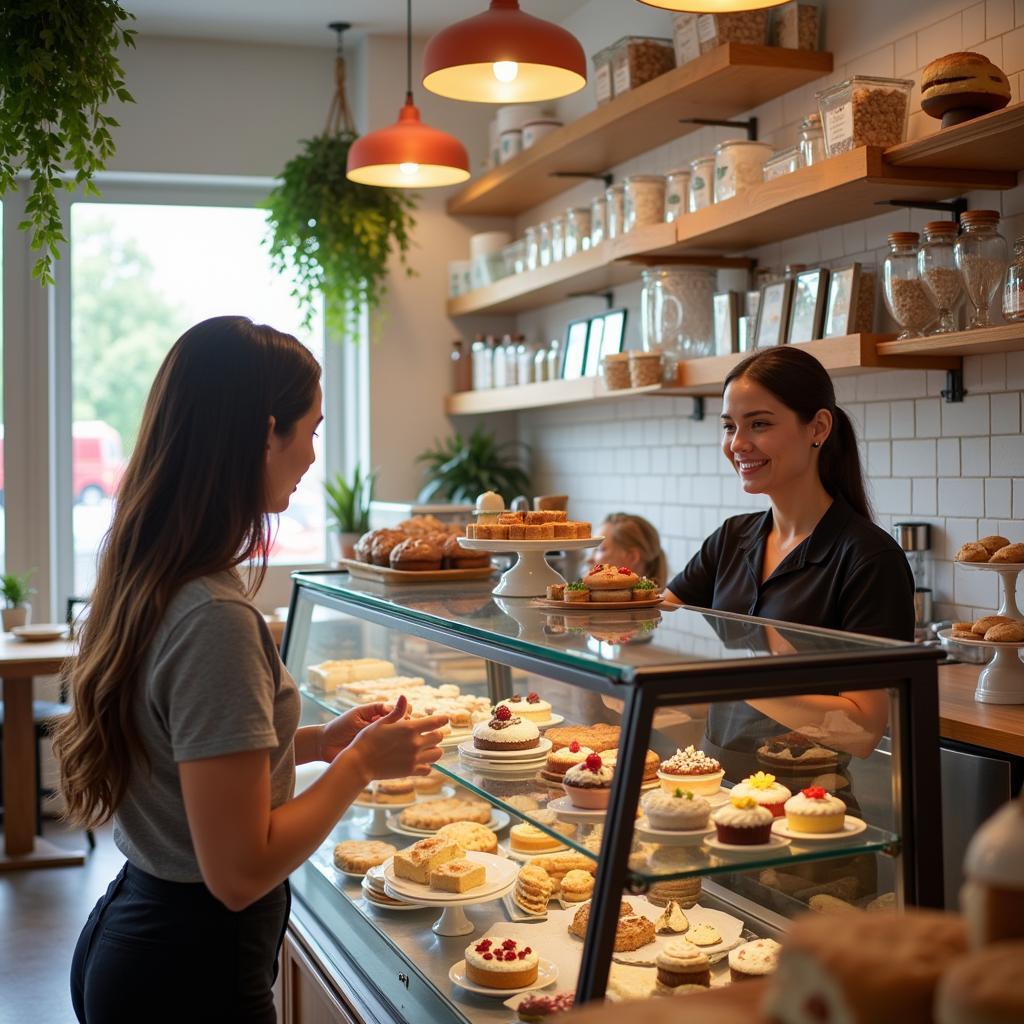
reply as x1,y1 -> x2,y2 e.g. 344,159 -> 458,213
541,740 -> 594,783
472,705 -> 541,752
584,564 -> 640,602
563,753 -> 614,809
465,936 -> 539,989
516,991 -> 574,1022
496,692 -> 553,724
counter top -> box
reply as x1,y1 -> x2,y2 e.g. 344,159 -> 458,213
939,662 -> 1024,757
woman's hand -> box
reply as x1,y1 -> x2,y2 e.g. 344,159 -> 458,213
347,695 -> 449,782
318,703 -> 393,762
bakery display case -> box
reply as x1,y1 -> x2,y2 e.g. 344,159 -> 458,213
282,570 -> 942,1020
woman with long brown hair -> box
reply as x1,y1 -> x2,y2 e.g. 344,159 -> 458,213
591,512 -> 668,586
56,317 -> 447,1022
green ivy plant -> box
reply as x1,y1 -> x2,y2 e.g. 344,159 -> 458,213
417,428 -> 530,505
0,1 -> 136,284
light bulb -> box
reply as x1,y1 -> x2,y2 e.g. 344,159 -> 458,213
399,162 -> 420,176
492,61 -> 519,83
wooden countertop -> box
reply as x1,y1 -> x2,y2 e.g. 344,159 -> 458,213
939,662 -> 1024,757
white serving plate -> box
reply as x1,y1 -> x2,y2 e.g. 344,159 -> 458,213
771,815 -> 867,842
448,956 -> 558,997
360,876 -> 424,910
937,627 -> 1024,649
545,795 -> 607,824
458,738 -> 553,761
703,834 -> 791,857
459,537 -> 599,553
634,817 -> 715,846
382,850 -> 517,904
386,808 -> 511,838
957,561 -> 1024,572
353,784 -> 456,810
10,624 -> 68,642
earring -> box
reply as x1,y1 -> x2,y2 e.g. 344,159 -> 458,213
811,441 -> 821,448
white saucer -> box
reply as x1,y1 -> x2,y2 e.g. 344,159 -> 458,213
10,624 -> 68,642
458,738 -> 553,761
545,795 -> 607,823
634,818 -> 715,846
537,714 -> 565,729
771,815 -> 867,842
386,808 -> 511,838
500,842 -> 570,862
704,834 -> 791,857
383,850 -> 517,904
448,957 -> 558,997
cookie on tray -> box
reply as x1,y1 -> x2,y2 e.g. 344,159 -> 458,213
333,840 -> 396,874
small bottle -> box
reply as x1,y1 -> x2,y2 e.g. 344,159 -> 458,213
534,345 -> 549,382
470,334 -> 486,390
1003,236 -> 1024,322
493,335 -> 508,388
516,339 -> 533,385
546,339 -> 561,379
450,338 -> 472,392
503,333 -> 518,386
798,113 -> 826,167
478,335 -> 495,389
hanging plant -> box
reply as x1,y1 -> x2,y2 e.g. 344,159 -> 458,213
264,30 -> 418,340
0,1 -> 136,285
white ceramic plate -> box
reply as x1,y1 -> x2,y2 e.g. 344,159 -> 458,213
771,815 -> 867,842
536,714 -> 565,729
634,818 -> 715,846
386,808 -> 511,838
382,850 -> 517,903
360,877 -> 424,911
459,537 -> 599,552
458,738 -> 553,761
703,834 -> 791,857
937,628 -> 1024,649
957,561 -> 1024,571
612,904 -> 745,964
11,624 -> 68,642
448,957 -> 558,997
459,757 -> 549,777
501,891 -> 547,922
545,795 -> 607,823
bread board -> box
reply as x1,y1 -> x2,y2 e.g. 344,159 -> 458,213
339,558 -> 495,584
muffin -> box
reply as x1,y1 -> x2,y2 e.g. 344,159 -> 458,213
730,771 -> 792,818
472,706 -> 541,752
658,746 -> 724,795
655,940 -> 711,992
368,529 -> 406,566
389,536 -> 443,571
441,532 -> 490,570
784,786 -> 847,833
712,795 -> 774,845
563,753 -> 614,809
641,787 -> 711,831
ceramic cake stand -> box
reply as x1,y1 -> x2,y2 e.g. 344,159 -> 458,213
957,561 -> 1024,620
939,629 -> 1024,704
458,537 -> 599,598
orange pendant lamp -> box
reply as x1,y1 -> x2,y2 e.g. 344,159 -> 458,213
422,0 -> 586,104
636,0 -> 788,10
347,1 -> 470,188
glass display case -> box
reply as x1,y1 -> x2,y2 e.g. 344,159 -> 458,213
283,571 -> 942,1020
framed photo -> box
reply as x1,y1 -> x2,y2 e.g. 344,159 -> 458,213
823,262 -> 862,338
584,316 -> 605,376
562,317 -> 590,379
713,291 -> 740,355
753,279 -> 793,348
787,268 -> 830,344
600,307 -> 627,358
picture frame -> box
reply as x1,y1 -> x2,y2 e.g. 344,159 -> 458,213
823,262 -> 862,338
584,316 -> 605,376
713,291 -> 740,355
562,317 -> 590,379
753,279 -> 794,348
787,268 -> 830,344
600,307 -> 627,358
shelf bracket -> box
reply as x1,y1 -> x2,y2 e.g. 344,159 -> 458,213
940,368 -> 966,404
690,396 -> 706,421
876,197 -> 968,222
566,289 -> 614,308
679,115 -> 758,141
550,170 -> 614,186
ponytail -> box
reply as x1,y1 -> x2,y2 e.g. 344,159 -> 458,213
600,513 -> 669,586
723,347 -> 872,521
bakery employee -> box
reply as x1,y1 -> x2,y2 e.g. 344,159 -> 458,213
663,345 -> 914,758
56,318 -> 448,1023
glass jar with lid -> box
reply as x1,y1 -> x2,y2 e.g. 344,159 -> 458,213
917,221 -> 961,334
539,221 -> 552,268
624,174 -> 666,232
955,209 -> 1008,329
798,112 -> 826,167
525,226 -> 540,271
883,232 -> 935,339
565,207 -> 592,257
688,155 -> 715,212
1003,237 -> 1024,322
664,168 -> 691,222
713,139 -> 772,203
590,195 -> 606,247
549,215 -> 566,263
605,184 -> 625,239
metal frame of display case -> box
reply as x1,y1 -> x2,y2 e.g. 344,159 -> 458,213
284,571 -> 944,1009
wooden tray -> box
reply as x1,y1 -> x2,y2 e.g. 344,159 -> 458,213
339,558 -> 496,584
532,596 -> 664,611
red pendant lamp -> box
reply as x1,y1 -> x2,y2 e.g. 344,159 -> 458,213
347,1 -> 470,188
422,0 -> 586,104
636,0 -> 788,11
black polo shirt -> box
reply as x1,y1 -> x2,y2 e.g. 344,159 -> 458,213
667,496 -> 915,642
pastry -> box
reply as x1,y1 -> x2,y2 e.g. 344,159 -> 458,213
354,528 -> 399,564
935,941 -> 1024,1024
921,51 -> 1011,125
472,706 -> 541,751
563,753 -> 613,809
527,852 -> 596,893
991,542 -> 1024,563
306,658 -> 396,692
465,936 -> 538,990
730,771 -> 792,817
655,901 -> 689,934
332,840 -> 396,873
542,740 -> 595,783
546,723 -> 620,753
371,777 -> 415,803
371,530 -> 408,566
632,577 -> 660,601
435,821 -> 498,854
392,837 -> 463,884
956,541 -> 992,563
430,857 -> 486,893
985,622 -> 1024,642
866,892 -> 897,914
441,533 -> 490,570
728,938 -> 781,981
713,795 -> 774,844
389,536 -> 443,571
763,910 -> 967,1024
559,869 -> 596,902
475,523 -> 510,540
757,731 -> 839,771
514,864 -> 555,914
641,787 -> 711,831
413,770 -> 445,795
545,583 -> 565,601
400,797 -> 491,830
978,534 -> 1011,555
784,786 -> 847,833
515,992 -> 574,1022
658,745 -> 724,795
809,893 -> 859,915
615,914 -> 658,952
498,511 -> 525,525
495,692 -> 553,724
523,523 -> 555,540
655,940 -> 711,991
585,563 -> 640,602
564,580 -> 590,603
648,877 -> 702,908
638,749 -> 661,783
973,615 -> 1014,636
687,922 -> 721,946
509,823 -> 565,854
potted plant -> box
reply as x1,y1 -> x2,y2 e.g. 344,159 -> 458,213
416,428 -> 530,505
324,464 -> 376,562
1,569 -> 36,631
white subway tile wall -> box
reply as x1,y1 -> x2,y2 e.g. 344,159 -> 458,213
511,0 -> 1024,626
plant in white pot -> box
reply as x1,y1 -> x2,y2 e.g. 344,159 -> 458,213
324,465 -> 376,563
1,570 -> 36,631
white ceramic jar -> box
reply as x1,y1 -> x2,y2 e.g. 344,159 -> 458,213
713,140 -> 772,202
522,120 -> 563,149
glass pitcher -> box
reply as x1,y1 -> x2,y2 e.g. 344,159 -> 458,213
641,267 -> 716,378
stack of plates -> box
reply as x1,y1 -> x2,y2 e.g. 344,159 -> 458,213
361,864 -> 422,911
458,737 -> 552,773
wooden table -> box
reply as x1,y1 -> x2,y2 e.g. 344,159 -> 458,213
939,661 -> 1024,757
0,634 -> 84,870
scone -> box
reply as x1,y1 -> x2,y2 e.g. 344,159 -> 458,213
978,534 -> 1011,556
568,898 -> 634,939
333,840 -> 396,873
435,821 -> 498,854
956,541 -> 991,563
973,615 -> 1014,637
559,869 -> 595,902
985,621 -> 1024,642
990,542 -> 1024,563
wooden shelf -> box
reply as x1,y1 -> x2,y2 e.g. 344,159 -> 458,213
876,323 -> 1024,359
886,101 -> 1024,172
447,44 -> 833,218
444,378 -> 665,416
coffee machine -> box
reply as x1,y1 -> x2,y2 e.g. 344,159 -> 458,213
894,521 -> 932,637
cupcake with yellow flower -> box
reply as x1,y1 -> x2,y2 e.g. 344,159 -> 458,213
711,795 -> 773,845
729,772 -> 791,818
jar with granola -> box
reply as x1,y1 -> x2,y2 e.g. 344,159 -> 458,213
609,36 -> 675,96
697,12 -> 769,53
918,221 -> 962,334
624,174 -> 667,233
772,1 -> 822,51
817,76 -> 913,155
955,210 -> 1007,329
883,232 -> 935,339
605,184 -> 625,240
714,140 -> 772,202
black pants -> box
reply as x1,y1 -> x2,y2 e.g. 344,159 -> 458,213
71,862 -> 290,1023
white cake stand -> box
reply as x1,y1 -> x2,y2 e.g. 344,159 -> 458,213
938,629 -> 1024,704
957,561 -> 1024,619
458,537 -> 599,597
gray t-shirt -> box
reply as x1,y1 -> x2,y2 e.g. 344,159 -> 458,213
113,571 -> 301,882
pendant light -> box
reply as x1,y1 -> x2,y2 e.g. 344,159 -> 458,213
636,0 -> 788,11
346,1 -> 470,188
422,0 -> 586,104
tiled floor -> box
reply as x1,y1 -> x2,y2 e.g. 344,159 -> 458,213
0,820 -> 124,1024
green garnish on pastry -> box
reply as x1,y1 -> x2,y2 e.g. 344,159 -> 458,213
566,580 -> 588,591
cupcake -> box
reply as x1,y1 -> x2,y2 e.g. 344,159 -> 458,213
655,940 -> 711,992
658,745 -> 724,795
472,705 -> 541,752
712,795 -> 773,845
641,787 -> 711,832
632,577 -> 660,601
784,786 -> 847,833
564,580 -> 590,603
563,753 -> 614,809
730,771 -> 792,818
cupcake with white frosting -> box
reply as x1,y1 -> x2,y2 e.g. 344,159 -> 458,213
712,795 -> 773,845
641,787 -> 711,831
472,705 -> 540,752
783,786 -> 847,833
657,745 -> 724,795
655,940 -> 711,992
563,753 -> 614,809
730,771 -> 792,818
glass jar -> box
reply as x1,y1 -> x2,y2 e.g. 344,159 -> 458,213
605,184 -> 625,240
641,266 -> 716,378
1003,237 -> 1024,322
525,226 -> 539,272
688,155 -> 715,212
538,222 -> 552,268
883,232 -> 935,339
550,215 -> 566,263
546,340 -> 561,380
798,112 -> 826,167
565,207 -> 592,257
713,140 -> 772,203
955,209 -> 1008,329
918,221 -> 961,334
624,174 -> 666,232
665,168 -> 691,222
590,195 -> 606,247
533,345 -> 549,382
763,146 -> 800,181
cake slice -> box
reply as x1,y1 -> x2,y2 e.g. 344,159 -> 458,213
393,837 -> 463,884
430,858 -> 486,893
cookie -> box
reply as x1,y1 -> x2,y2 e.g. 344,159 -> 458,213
990,543 -> 1024,563
399,797 -> 491,830
956,542 -> 991,563
560,869 -> 596,903
687,922 -> 722,946
333,840 -> 396,874
985,622 -> 1024,642
973,615 -> 1014,637
545,723 -> 620,753
951,629 -> 978,641
978,534 -> 1010,556
435,821 -> 498,853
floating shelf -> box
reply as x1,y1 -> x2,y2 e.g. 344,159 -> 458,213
444,378 -> 664,416
876,323 -> 1024,359
447,43 -> 833,218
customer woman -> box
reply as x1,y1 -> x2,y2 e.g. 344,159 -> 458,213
592,512 -> 668,586
56,317 -> 448,1023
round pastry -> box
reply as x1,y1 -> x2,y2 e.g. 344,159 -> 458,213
516,992 -> 575,1022
973,615 -> 1014,636
564,580 -> 590,603
655,900 -> 689,934
921,51 -> 1011,125
472,706 -> 541,751
568,898 -> 634,938
545,723 -> 620,753
465,936 -> 539,990
731,771 -> 792,817
435,821 -> 499,854
496,692 -> 553,724
632,577 -> 660,601
956,541 -> 992,563
559,869 -> 596,902
641,787 -> 711,831
687,922 -> 722,947
474,490 -> 505,525
389,536 -> 443,571
542,741 -> 595,783
655,940 -> 711,991
372,778 -> 416,804
935,940 -> 1024,1024
509,823 -> 564,854
413,770 -> 445,795
784,786 -> 847,833
712,795 -> 773,845
978,534 -> 1011,556
986,622 -> 1024,643
990,542 -> 1024,563
563,753 -> 614,809
585,563 -> 640,602
658,745 -> 724,795
333,839 -> 396,873
728,938 -> 781,981
441,532 -> 490,569
353,529 -> 379,563
367,529 -> 406,566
